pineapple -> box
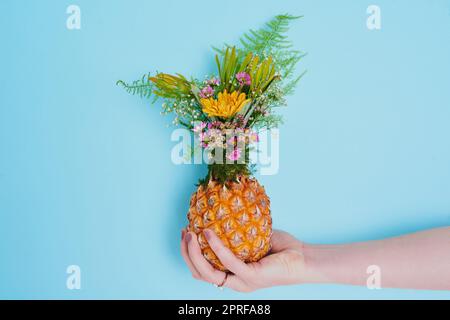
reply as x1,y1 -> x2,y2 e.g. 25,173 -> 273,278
187,176 -> 272,271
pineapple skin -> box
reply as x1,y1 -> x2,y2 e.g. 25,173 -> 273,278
187,176 -> 272,271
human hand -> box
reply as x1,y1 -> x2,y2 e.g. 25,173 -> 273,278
181,228 -> 309,292
182,226 -> 450,291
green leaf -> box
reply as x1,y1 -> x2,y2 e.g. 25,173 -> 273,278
116,73 -> 154,99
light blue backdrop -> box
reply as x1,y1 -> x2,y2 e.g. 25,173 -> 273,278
1,0 -> 449,299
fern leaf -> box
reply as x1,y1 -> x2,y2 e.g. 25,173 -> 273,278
116,73 -> 154,99
215,14 -> 306,96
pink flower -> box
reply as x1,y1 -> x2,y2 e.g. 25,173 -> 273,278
198,132 -> 209,148
236,72 -> 251,86
208,121 -> 221,129
250,132 -> 259,143
233,114 -> 247,127
192,122 -> 206,133
199,86 -> 214,98
213,121 -> 222,128
207,78 -> 220,86
227,136 -> 236,145
227,148 -> 241,161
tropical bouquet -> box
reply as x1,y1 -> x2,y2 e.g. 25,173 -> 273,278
118,14 -> 304,271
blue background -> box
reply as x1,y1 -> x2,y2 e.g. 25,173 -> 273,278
1,0 -> 449,299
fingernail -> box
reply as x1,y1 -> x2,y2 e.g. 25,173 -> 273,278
203,229 -> 211,240
185,232 -> 192,243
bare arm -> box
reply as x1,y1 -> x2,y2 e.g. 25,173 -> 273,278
303,227 -> 450,290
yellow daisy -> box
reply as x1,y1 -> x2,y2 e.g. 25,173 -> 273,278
200,90 -> 250,118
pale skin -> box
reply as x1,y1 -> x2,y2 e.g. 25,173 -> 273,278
180,227 -> 450,292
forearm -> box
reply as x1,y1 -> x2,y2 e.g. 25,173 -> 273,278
302,227 -> 450,290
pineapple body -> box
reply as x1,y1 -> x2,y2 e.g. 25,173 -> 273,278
187,176 -> 272,271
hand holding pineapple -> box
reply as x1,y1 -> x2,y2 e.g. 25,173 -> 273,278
181,229 -> 310,292
182,227 -> 450,292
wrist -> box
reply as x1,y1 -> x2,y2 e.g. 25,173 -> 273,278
299,243 -> 334,284
299,242 -> 373,286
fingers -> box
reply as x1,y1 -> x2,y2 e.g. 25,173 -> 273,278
180,229 -> 201,279
185,231 -> 227,284
203,229 -> 253,277
181,228 -> 259,292
270,230 -> 289,252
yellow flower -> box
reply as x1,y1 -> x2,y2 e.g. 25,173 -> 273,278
200,90 -> 250,118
